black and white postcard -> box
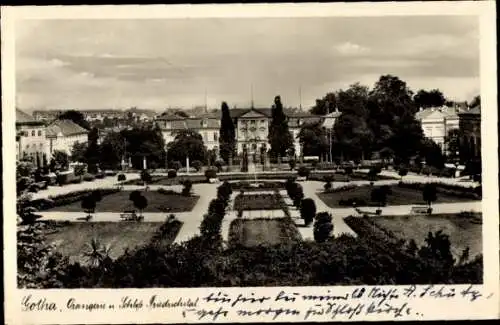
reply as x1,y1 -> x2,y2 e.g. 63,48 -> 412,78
2,2 -> 498,323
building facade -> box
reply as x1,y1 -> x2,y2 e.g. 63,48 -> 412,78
415,106 -> 462,153
16,109 -> 49,164
46,119 -> 89,158
156,108 -> 336,159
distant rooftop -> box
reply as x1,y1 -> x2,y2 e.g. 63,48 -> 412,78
46,119 -> 89,137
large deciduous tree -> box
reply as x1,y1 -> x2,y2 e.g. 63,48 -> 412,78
121,127 -> 166,169
219,102 -> 236,163
58,110 -> 91,130
310,92 -> 337,115
167,130 -> 207,165
99,131 -> 126,170
298,122 -> 328,158
413,89 -> 446,109
368,75 -> 423,163
268,95 -> 293,159
71,142 -> 88,163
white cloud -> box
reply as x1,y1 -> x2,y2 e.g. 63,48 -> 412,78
335,42 -> 370,55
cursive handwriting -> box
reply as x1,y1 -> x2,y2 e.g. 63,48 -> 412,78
22,295 -> 57,312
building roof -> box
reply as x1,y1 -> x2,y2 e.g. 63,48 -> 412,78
46,119 -> 89,137
16,109 -> 37,123
458,105 -> 481,116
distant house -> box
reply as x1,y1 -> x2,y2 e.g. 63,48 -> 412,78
16,109 -> 48,164
415,106 -> 462,154
46,119 -> 89,158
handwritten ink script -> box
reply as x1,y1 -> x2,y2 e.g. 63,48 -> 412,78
20,285 -> 493,321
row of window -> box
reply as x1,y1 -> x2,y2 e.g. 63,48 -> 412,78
25,143 -> 44,149
202,132 -> 218,142
21,129 -> 43,137
241,119 -> 266,125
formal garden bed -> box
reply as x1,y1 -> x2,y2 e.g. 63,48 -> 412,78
233,192 -> 283,211
318,183 -> 477,208
41,220 -> 182,265
46,190 -> 199,213
228,217 -> 302,248
229,181 -> 285,191
368,212 -> 482,261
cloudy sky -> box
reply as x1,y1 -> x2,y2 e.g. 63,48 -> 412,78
16,16 -> 479,111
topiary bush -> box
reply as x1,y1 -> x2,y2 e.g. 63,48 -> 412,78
182,180 -> 193,196
205,167 -> 218,181
297,166 -> 310,178
191,160 -> 202,172
171,161 -> 182,171
300,198 -> 316,226
314,212 -> 334,243
117,173 -> 126,182
167,169 -> 177,178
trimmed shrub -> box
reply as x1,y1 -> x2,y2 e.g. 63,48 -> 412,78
314,212 -> 334,243
83,174 -> 96,182
129,190 -> 142,203
300,198 -> 316,226
140,170 -> 152,184
95,172 -> 105,179
289,159 -> 297,170
324,181 -> 332,191
297,166 -> 310,178
167,169 -> 177,178
191,160 -> 203,172
117,173 -> 126,182
205,168 -> 218,180
182,180 -> 193,196
171,161 -> 182,171
214,160 -> 224,172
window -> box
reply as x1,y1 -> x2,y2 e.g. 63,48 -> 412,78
250,120 -> 256,124
214,133 -> 218,141
38,130 -> 42,136
26,144 -> 30,149
260,119 -> 266,124
31,130 -> 35,136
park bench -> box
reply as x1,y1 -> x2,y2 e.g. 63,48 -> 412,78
120,210 -> 144,222
410,206 -> 432,215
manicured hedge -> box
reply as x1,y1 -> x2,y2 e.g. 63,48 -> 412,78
398,182 -> 481,200
30,188 -> 121,211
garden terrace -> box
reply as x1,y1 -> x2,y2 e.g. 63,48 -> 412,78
47,190 -> 199,213
228,217 -> 302,248
41,220 -> 182,265
318,184 -> 478,208
233,192 -> 283,211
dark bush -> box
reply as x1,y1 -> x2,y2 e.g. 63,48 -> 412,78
167,169 -> 177,178
117,174 -> 126,182
314,212 -> 334,243
214,160 -> 224,172
83,174 -> 96,182
297,166 -> 310,178
323,181 -> 332,191
95,172 -> 105,179
191,160 -> 203,172
300,198 -> 316,226
129,190 -> 142,203
182,180 -> 193,196
205,168 -> 218,180
171,161 -> 182,171
141,170 -> 152,184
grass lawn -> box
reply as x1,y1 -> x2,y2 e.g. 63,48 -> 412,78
372,213 -> 482,260
229,217 -> 301,247
318,184 -> 475,208
43,221 -> 182,264
233,193 -> 283,211
47,190 -> 199,213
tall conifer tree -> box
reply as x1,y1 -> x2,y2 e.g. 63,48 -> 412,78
219,101 -> 235,162
268,95 -> 293,159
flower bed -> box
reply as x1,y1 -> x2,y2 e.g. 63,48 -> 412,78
397,182 -> 481,200
230,181 -> 285,191
229,217 -> 302,248
233,193 -> 283,211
